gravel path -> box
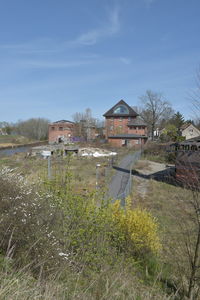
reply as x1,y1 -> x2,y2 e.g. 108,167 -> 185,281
108,154 -> 133,200
108,152 -> 141,201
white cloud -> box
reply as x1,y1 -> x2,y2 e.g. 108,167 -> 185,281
70,6 -> 120,46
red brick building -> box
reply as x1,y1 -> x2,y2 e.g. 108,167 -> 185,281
103,100 -> 148,147
48,120 -> 75,144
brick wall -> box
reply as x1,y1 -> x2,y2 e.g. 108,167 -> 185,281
48,122 -> 74,143
128,126 -> 147,136
108,138 -> 146,148
105,117 -> 129,138
105,117 -> 147,138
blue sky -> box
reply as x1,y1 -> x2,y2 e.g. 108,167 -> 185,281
0,0 -> 200,122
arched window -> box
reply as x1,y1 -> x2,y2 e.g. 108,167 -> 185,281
113,105 -> 129,114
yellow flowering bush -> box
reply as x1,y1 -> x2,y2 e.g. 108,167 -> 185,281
111,199 -> 161,255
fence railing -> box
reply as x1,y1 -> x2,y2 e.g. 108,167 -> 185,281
117,150 -> 142,207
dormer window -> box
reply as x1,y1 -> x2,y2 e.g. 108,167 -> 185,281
113,105 -> 129,114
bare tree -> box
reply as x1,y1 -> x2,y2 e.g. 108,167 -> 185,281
72,108 -> 98,140
140,90 -> 173,140
190,67 -> 200,126
15,118 -> 49,140
183,68 -> 200,298
72,108 -> 96,125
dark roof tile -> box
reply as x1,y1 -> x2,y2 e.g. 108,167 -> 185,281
103,99 -> 138,117
53,120 -> 74,124
127,117 -> 147,126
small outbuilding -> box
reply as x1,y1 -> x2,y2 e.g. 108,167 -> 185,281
48,120 -> 75,144
172,136 -> 200,187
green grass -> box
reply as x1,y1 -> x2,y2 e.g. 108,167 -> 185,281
131,176 -> 200,297
2,149 -> 196,299
0,150 -> 177,299
0,152 -> 115,193
142,154 -> 167,164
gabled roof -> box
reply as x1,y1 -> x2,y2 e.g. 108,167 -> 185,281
53,120 -> 74,124
103,99 -> 138,117
127,117 -> 147,126
180,123 -> 199,131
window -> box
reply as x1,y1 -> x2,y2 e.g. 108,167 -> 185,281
51,126 -> 55,130
59,127 -> 63,131
113,105 -> 129,114
189,128 -> 194,136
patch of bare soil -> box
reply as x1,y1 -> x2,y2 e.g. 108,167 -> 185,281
0,143 -> 16,148
133,160 -> 169,198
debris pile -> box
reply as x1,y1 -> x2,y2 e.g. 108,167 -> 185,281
79,147 -> 117,158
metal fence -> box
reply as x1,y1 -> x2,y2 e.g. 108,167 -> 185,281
45,150 -> 142,208
116,150 -> 142,207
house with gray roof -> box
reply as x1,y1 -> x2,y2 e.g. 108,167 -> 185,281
103,99 -> 148,147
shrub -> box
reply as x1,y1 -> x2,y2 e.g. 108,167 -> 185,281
111,199 -> 161,256
0,167 -> 63,273
0,165 -> 162,285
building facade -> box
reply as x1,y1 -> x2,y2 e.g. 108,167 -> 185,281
48,120 -> 75,144
180,123 -> 200,140
103,100 -> 148,147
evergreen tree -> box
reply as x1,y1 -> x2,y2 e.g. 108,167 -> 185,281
170,111 -> 185,129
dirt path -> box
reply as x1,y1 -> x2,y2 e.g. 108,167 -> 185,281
133,160 -> 173,198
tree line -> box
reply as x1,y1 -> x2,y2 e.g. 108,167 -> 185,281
139,89 -> 200,142
1,78 -> 200,142
0,118 -> 49,141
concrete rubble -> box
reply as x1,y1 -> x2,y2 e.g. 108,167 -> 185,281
31,145 -> 117,158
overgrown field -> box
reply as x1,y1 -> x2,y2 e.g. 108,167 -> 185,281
0,151 -> 199,299
0,152 -> 176,300
0,152 -> 116,192
132,161 -> 200,299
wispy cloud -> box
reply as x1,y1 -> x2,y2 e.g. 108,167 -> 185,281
70,6 -> 120,46
0,6 -> 121,53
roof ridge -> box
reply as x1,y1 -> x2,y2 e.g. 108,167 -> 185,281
103,99 -> 138,117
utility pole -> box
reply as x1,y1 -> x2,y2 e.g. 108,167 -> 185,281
48,155 -> 51,179
96,163 -> 101,189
